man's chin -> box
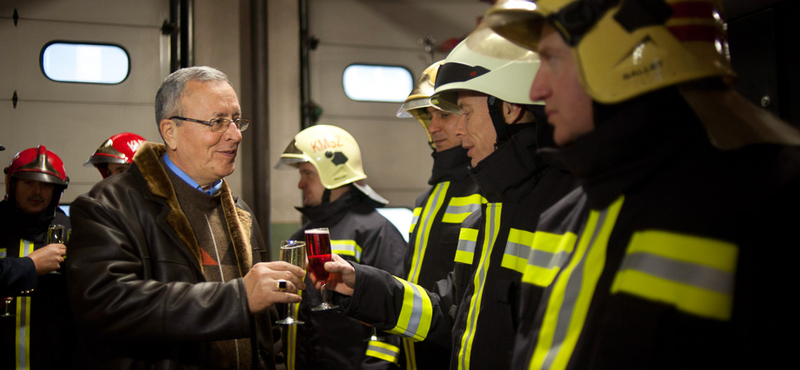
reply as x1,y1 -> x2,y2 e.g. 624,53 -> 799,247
20,205 -> 47,215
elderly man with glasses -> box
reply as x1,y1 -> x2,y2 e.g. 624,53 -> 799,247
66,66 -> 304,370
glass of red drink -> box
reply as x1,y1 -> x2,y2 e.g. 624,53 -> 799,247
304,228 -> 339,311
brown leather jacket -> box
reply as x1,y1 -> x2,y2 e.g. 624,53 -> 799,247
66,143 -> 283,369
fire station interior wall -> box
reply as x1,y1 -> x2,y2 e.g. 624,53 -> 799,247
303,0 -> 490,211
267,0 -> 491,237
0,0 -> 249,205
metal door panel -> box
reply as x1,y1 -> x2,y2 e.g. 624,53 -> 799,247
2,21 -> 163,103
0,0 -> 169,203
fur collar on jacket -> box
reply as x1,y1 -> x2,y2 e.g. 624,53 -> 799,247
133,142 -> 254,277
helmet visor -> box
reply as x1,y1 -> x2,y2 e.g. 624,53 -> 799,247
274,140 -> 310,170
484,0 -> 544,52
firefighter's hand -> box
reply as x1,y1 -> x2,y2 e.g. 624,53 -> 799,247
310,254 -> 355,296
244,261 -> 305,314
28,243 -> 66,275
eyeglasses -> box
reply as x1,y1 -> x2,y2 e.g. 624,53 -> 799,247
169,116 -> 250,133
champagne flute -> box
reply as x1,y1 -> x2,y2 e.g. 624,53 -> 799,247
47,224 -> 66,274
1,297 -> 13,317
275,240 -> 306,325
305,228 -> 339,311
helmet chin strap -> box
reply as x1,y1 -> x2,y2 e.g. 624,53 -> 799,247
322,188 -> 331,205
487,95 -> 510,150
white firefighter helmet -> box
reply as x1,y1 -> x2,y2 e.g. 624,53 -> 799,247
397,60 -> 445,149
275,124 -> 388,204
430,23 -> 542,115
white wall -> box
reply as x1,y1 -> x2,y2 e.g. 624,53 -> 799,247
307,0 -> 490,208
0,0 -> 168,202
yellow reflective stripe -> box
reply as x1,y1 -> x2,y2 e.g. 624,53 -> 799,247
501,228 -> 535,274
522,232 -> 578,287
611,230 -> 737,320
410,207 -> 422,234
454,228 -> 478,265
530,196 -> 624,370
442,193 -> 485,224
367,340 -> 401,364
331,239 -> 361,262
407,182 -> 449,283
390,277 -> 433,341
17,239 -> 33,369
458,203 -> 502,370
0,247 -> 6,258
402,338 -> 418,370
625,230 -> 737,272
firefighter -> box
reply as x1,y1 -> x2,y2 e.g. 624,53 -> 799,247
83,132 -> 145,178
316,25 -> 578,370
484,0 -> 800,368
275,124 -> 408,369
0,145 -> 73,369
395,60 -> 482,370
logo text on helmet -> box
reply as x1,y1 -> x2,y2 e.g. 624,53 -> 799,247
128,139 -> 144,153
622,60 -> 663,81
310,136 -> 343,153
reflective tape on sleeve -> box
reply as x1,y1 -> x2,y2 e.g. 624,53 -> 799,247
611,230 -> 738,321
331,239 -> 362,262
410,207 -> 422,234
366,339 -> 401,364
502,228 -> 535,274
521,231 -> 578,288
389,277 -> 433,341
454,228 -> 479,265
442,194 -> 485,224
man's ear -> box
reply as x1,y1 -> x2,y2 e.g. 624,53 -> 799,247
160,119 -> 178,150
502,102 -> 525,124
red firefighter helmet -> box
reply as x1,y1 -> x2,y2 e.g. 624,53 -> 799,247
84,132 -> 145,178
4,145 -> 69,214
5,145 -> 69,187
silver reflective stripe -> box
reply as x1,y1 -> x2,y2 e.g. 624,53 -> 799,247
542,210 -> 608,370
457,239 -> 476,254
504,241 -> 529,260
445,203 -> 481,218
332,241 -> 361,261
405,282 -> 426,337
620,253 -> 734,295
368,342 -> 399,358
529,248 -> 572,270
411,211 -> 420,228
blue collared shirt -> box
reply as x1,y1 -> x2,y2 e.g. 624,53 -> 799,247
163,153 -> 223,195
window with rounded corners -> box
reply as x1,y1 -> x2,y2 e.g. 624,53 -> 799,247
343,64 -> 413,103
41,41 -> 130,84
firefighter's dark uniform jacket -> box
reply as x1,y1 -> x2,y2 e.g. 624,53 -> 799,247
289,189 -> 408,370
401,146 -> 482,370
511,89 -> 800,369
340,124 -> 578,370
1,200 -> 73,369
65,143 -> 283,370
